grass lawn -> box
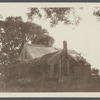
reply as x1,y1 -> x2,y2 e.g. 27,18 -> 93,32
1,77 -> 100,92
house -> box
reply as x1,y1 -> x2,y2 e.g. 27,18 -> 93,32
19,41 -> 91,82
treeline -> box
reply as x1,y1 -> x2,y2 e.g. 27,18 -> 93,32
0,16 -> 54,65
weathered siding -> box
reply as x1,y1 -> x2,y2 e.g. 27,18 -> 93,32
82,65 -> 91,76
73,64 -> 91,77
74,65 -> 83,76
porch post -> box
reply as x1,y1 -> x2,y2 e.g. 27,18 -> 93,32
49,63 -> 54,78
58,59 -> 63,83
66,59 -> 70,75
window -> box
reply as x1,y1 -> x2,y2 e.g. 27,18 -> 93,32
54,63 -> 58,73
25,51 -> 27,59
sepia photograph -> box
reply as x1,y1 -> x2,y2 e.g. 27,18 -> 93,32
0,3 -> 100,94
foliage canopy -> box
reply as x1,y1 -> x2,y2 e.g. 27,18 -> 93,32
0,16 -> 54,64
27,7 -> 82,27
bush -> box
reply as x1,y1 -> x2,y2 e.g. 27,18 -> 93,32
5,59 -> 49,82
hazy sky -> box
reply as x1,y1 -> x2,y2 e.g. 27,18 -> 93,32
0,3 -> 100,70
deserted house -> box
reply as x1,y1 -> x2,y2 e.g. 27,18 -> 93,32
19,40 -> 91,82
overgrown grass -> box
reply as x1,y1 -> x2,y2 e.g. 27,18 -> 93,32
0,60 -> 100,92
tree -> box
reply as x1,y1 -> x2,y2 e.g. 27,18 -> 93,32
27,8 -> 82,27
33,31 -> 54,46
91,68 -> 99,77
93,8 -> 100,21
0,16 -> 54,64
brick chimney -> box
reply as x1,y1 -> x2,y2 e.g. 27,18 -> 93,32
63,40 -> 70,75
63,40 -> 68,55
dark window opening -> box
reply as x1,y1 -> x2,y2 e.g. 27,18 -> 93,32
54,63 -> 58,73
25,51 -> 27,59
70,66 -> 74,73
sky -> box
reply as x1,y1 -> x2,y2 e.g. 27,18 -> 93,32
0,3 -> 100,70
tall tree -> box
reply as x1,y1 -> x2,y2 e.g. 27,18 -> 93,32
27,7 -> 82,27
0,16 -> 54,64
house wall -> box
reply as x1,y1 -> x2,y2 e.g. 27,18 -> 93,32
73,64 -> 91,77
74,65 -> 82,76
82,65 -> 91,76
47,55 -> 91,81
47,61 -> 61,79
47,55 -> 70,82
47,63 -> 54,78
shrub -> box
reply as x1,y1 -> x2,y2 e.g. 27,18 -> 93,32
5,59 -> 49,81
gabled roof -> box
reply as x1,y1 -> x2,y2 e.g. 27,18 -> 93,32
24,43 -> 88,64
26,44 -> 58,59
41,49 -> 81,63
